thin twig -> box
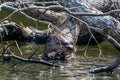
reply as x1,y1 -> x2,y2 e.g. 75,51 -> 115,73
0,53 -> 59,67
69,14 -> 104,59
1,23 -> 8,35
15,41 -> 23,55
83,36 -> 92,59
28,45 -> 41,59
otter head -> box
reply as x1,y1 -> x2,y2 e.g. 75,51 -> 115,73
42,33 -> 76,61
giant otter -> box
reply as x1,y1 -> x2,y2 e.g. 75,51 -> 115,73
42,33 -> 76,61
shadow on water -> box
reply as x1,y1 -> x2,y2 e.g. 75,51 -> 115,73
0,41 -> 120,80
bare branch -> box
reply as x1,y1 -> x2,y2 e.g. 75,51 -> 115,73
1,53 -> 59,67
15,41 -> 23,55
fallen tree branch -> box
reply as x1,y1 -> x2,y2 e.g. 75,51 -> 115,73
1,1 -> 120,24
1,54 -> 59,67
89,35 -> 120,74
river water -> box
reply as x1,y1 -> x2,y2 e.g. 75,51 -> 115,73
0,42 -> 120,80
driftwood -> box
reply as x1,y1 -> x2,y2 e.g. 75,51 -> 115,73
2,54 -> 59,67
82,0 -> 120,21
1,54 -> 59,67
82,0 -> 120,11
0,22 -> 50,44
0,21 -> 104,45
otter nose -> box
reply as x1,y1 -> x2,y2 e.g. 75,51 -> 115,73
65,45 -> 74,51
54,50 -> 65,60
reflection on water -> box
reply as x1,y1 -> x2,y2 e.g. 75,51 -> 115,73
0,42 -> 120,80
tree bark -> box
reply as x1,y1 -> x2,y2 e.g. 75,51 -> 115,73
0,21 -> 50,44
83,0 -> 120,22
60,0 -> 120,43
21,3 -> 105,45
82,0 -> 120,11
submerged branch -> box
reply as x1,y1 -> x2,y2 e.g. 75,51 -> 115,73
89,35 -> 120,74
1,54 -> 59,67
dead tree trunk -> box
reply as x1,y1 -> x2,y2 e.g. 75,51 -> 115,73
82,0 -> 120,21
59,0 -> 120,45
82,0 -> 120,11
0,21 -> 50,44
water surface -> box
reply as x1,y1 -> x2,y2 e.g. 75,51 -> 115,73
0,42 -> 120,80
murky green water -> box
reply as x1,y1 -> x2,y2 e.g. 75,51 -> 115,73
0,41 -> 120,80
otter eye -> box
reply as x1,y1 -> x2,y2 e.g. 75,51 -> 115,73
62,42 -> 73,45
70,42 -> 73,45
65,46 -> 74,51
62,42 -> 69,45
